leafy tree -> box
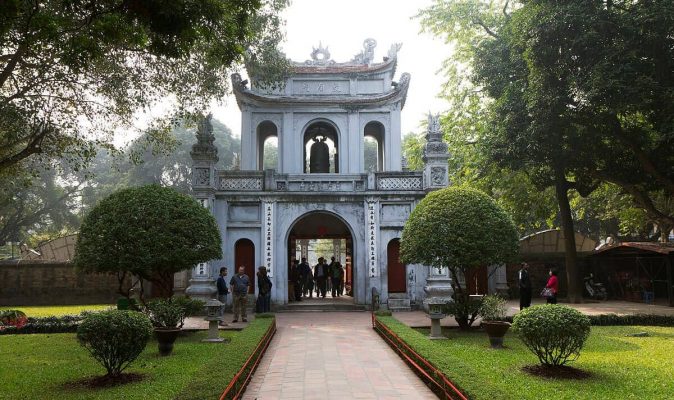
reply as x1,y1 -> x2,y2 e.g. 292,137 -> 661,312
419,0 -> 674,301
74,185 -> 222,299
0,167 -> 81,245
400,187 -> 519,329
0,0 -> 288,175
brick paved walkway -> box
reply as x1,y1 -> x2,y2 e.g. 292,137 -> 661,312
242,312 -> 437,400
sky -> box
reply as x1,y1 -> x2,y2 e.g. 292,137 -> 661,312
210,0 -> 451,138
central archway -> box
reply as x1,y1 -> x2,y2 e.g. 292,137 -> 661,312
286,211 -> 355,302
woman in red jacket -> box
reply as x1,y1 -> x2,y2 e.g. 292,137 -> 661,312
545,269 -> 559,304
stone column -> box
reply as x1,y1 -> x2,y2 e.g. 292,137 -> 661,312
186,114 -> 219,301
422,113 -> 450,191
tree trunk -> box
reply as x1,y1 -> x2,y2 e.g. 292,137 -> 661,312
554,169 -> 582,303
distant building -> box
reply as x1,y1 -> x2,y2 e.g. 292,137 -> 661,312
184,40 -> 453,309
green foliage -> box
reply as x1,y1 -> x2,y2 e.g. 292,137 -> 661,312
373,310 -> 393,317
0,314 -> 83,335
0,319 -> 273,400
588,313 -> 674,327
172,297 -> 206,318
479,295 -> 507,322
401,187 -> 518,328
512,305 -> 591,366
401,187 -> 519,271
144,299 -> 185,329
0,309 -> 28,329
254,312 -> 276,319
0,0 -> 289,175
76,310 -> 152,377
74,185 -> 222,295
377,315 -> 674,399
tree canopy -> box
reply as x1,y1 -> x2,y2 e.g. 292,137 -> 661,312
401,187 -> 518,328
74,184 -> 222,297
0,0 -> 288,176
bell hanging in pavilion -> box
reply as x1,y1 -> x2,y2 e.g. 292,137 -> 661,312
309,137 -> 330,173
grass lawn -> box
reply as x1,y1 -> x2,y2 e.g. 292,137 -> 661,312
0,318 -> 273,400
379,316 -> 674,400
0,304 -> 113,317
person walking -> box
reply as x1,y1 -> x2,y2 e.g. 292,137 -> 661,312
230,265 -> 251,322
216,267 -> 229,325
257,266 -> 273,312
518,262 -> 532,310
544,269 -> 559,304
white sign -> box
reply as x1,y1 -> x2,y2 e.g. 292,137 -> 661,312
264,202 -> 274,277
367,200 -> 379,277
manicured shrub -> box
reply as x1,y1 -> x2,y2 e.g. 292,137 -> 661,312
512,304 -> 591,366
144,299 -> 185,329
400,187 -> 518,329
74,184 -> 222,297
374,310 -> 392,317
77,310 -> 153,377
479,295 -> 508,321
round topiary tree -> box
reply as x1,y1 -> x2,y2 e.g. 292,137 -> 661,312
400,187 -> 519,329
77,310 -> 153,377
512,304 -> 591,366
74,184 -> 222,298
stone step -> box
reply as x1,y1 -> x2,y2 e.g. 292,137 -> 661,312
387,297 -> 411,312
276,302 -> 367,312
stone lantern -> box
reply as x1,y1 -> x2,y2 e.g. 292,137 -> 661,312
424,297 -> 448,340
202,298 -> 225,343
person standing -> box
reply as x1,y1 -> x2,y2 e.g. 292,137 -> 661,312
545,269 -> 559,304
289,260 -> 302,302
314,257 -> 328,298
518,262 -> 532,310
330,257 -> 343,298
216,267 -> 229,325
230,265 -> 251,322
257,266 -> 273,312
299,257 -> 312,297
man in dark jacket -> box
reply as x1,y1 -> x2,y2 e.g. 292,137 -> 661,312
518,262 -> 532,310
216,267 -> 229,325
298,257 -> 312,297
314,257 -> 328,298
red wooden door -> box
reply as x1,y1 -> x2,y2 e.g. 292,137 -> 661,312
387,239 -> 406,293
235,239 -> 255,294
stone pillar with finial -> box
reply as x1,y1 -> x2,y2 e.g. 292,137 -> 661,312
186,114 -> 220,302
420,114 -> 453,336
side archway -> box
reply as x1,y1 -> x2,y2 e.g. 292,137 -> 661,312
234,239 -> 255,293
387,238 -> 406,293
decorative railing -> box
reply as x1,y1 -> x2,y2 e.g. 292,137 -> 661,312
274,173 -> 367,192
217,171 -> 264,191
214,170 -> 425,192
376,172 -> 423,191
372,316 -> 469,400
219,318 -> 277,400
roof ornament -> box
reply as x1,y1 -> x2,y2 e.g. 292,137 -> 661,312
351,38 -> 377,64
386,43 -> 403,61
305,42 -> 334,66
191,113 -> 218,162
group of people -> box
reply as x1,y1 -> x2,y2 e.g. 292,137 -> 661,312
517,262 -> 559,310
215,265 -> 274,325
289,256 -> 345,301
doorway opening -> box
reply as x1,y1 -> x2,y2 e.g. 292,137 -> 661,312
287,211 -> 354,302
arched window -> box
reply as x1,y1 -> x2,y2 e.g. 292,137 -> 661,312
303,121 -> 339,173
257,121 -> 278,170
364,121 -> 385,172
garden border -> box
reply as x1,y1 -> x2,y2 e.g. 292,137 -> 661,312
372,313 -> 468,400
219,317 -> 277,400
